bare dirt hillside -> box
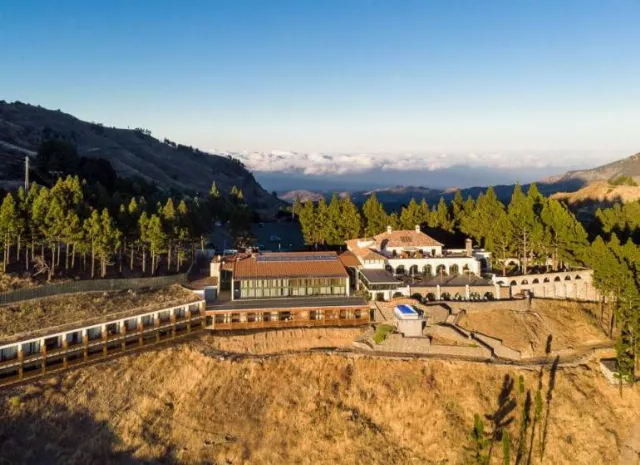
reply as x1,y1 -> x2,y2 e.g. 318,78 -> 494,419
209,327 -> 363,354
457,301 -> 609,358
0,337 -> 638,465
551,181 -> 640,205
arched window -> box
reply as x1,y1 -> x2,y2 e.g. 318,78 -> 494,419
423,265 -> 433,276
565,275 -> 572,281
409,265 -> 419,276
396,265 -> 405,276
554,276 -> 562,282
510,280 -> 518,286
532,278 -> 540,284
521,279 -> 529,285
436,265 -> 447,276
449,264 -> 460,275
543,277 -> 550,283
462,264 -> 471,275
575,275 -> 582,280
385,265 -> 393,273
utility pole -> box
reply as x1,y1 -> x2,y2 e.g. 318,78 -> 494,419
24,156 -> 29,191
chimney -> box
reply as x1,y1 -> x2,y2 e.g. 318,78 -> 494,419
465,238 -> 473,257
387,225 -> 393,234
415,224 -> 421,233
210,256 -> 222,279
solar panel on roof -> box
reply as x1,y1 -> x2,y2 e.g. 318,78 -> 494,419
255,254 -> 337,263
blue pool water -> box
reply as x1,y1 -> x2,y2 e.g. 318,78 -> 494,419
396,304 -> 417,315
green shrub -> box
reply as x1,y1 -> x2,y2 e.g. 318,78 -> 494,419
372,324 -> 394,344
609,175 -> 638,187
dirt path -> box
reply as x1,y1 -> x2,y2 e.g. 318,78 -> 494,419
620,420 -> 640,465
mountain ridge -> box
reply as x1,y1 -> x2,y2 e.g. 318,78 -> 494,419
278,153 -> 640,207
0,101 -> 283,213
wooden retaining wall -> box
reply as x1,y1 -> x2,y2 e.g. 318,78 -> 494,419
0,300 -> 206,387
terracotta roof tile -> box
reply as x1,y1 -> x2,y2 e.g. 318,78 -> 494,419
233,252 -> 349,279
373,230 -> 443,248
338,251 -> 362,268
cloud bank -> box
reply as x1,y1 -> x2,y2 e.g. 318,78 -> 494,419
220,150 -> 599,176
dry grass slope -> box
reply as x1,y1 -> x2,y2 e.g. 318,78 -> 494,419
457,301 -> 609,358
0,340 -> 638,465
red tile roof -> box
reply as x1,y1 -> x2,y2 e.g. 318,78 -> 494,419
233,252 -> 349,279
373,230 -> 443,248
338,251 -> 362,268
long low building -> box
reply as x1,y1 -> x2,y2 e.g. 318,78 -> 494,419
207,251 -> 370,329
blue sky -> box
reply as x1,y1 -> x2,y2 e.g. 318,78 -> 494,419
1,0 -> 639,181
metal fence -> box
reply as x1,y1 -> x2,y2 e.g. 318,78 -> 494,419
0,273 -> 189,307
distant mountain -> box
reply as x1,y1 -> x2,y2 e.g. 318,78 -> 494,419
543,153 -> 640,185
0,101 -> 283,213
279,190 -> 326,203
278,153 -> 640,209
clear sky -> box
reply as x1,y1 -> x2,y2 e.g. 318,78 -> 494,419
1,1 -> 639,163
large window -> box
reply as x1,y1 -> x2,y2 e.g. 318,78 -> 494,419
239,277 -> 347,299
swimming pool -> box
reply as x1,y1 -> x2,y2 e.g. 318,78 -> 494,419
396,304 -> 417,315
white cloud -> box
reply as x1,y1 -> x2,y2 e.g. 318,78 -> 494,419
206,149 -> 601,176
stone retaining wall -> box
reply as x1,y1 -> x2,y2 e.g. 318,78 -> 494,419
436,299 -> 531,315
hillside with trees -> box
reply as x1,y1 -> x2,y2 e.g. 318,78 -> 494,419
0,138 -> 255,283
0,101 -> 283,214
294,187 -> 640,388
294,185 -> 591,275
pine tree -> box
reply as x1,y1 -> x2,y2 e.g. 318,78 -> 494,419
0,194 -> 18,270
292,196 -> 303,219
487,212 -> 514,276
419,199 -> 430,224
14,187 -> 26,264
138,211 -> 150,274
162,198 -> 177,271
362,193 -> 387,236
589,235 -> 640,388
298,201 -> 316,246
326,194 -> 343,246
465,414 -> 491,465
389,212 -> 401,230
508,184 -> 540,274
209,182 -> 220,198
314,198 -> 329,246
175,199 -> 190,270
84,209 -> 102,279
540,199 -> 589,271
96,209 -> 121,277
340,196 -> 362,240
146,214 -> 166,275
433,197 -> 453,232
399,198 -> 422,230
450,190 -> 465,230
459,195 -> 476,236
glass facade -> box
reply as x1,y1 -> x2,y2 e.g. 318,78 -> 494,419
237,277 -> 347,299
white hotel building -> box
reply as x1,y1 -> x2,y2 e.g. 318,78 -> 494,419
342,225 -> 491,300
